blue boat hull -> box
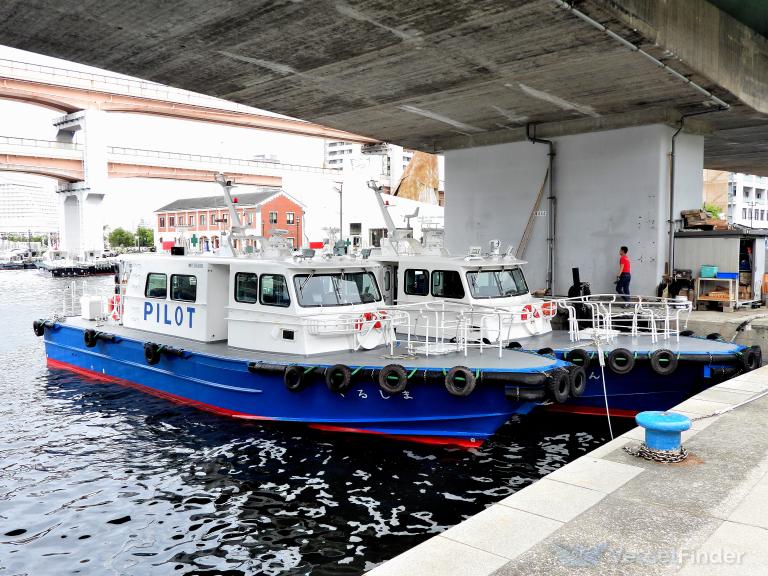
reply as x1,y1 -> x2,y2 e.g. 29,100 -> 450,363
43,324 -> 549,447
545,348 -> 746,418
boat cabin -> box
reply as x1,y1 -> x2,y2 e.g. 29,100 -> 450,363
119,253 -> 388,354
372,251 -> 554,339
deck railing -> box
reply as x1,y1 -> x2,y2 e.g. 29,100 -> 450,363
552,294 -> 692,343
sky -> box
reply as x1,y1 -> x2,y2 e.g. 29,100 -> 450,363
0,45 -> 328,231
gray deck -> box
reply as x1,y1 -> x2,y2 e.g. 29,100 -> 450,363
62,317 -> 560,371
367,366 -> 768,576
513,330 -> 740,354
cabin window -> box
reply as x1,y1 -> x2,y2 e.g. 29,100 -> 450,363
260,274 -> 291,307
432,270 -> 465,299
404,269 -> 429,296
145,273 -> 167,299
235,272 -> 259,303
384,270 -> 391,291
293,272 -> 381,307
466,267 -> 529,299
171,274 -> 197,302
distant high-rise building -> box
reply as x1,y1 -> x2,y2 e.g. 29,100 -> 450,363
719,172 -> 768,228
0,176 -> 58,235
324,140 -> 417,187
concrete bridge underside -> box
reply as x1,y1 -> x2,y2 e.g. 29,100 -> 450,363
0,0 -> 766,173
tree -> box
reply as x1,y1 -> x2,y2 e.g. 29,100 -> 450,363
703,202 -> 724,219
136,226 -> 154,247
108,227 -> 135,247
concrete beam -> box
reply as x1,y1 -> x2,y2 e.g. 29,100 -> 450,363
592,0 -> 768,114
432,107 -> 713,152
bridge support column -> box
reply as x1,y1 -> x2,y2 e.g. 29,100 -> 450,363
58,183 -> 105,258
445,124 -> 703,296
54,109 -> 108,258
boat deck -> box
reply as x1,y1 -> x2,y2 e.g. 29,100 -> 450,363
512,330 -> 741,355
61,316 -> 561,372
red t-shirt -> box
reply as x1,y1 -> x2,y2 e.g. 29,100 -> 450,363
620,254 -> 631,273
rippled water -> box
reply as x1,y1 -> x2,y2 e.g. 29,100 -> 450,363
0,271 -> 629,575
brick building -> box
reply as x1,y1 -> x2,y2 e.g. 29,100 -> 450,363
155,189 -> 305,252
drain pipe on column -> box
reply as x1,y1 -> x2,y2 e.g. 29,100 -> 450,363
668,107 -> 729,276
527,123 -> 556,295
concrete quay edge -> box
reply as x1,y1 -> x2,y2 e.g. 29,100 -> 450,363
367,365 -> 768,576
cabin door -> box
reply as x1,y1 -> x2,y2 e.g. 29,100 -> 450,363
381,265 -> 396,305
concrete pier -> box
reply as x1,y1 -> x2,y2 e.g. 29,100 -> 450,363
368,366 -> 768,576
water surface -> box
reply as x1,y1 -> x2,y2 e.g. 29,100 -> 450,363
0,271 -> 627,574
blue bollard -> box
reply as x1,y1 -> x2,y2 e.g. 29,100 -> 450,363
635,411 -> 691,451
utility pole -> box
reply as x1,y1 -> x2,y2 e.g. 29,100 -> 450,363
336,183 -> 343,243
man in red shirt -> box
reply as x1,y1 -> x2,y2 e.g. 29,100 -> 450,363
616,246 -> 631,301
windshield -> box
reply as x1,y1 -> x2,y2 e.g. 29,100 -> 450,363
293,272 -> 382,307
466,268 -> 528,299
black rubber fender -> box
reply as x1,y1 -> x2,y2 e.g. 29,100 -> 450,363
248,362 -> 287,374
649,349 -> 678,376
742,346 -> 762,371
607,348 -> 635,375
283,365 -> 307,392
32,319 -> 45,337
565,348 -> 590,368
445,366 -> 477,397
706,332 -> 722,341
537,347 -> 555,356
546,369 -> 570,403
83,329 -> 98,348
325,364 -> 352,394
506,341 -> 523,349
378,364 -> 408,395
162,346 -> 187,359
680,330 -> 695,337
144,342 -> 162,365
505,386 -> 546,402
568,366 -> 587,398
477,370 -> 548,387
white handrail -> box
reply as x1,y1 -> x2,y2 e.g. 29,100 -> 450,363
554,294 -> 691,342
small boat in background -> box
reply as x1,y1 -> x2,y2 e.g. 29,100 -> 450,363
36,250 -> 118,277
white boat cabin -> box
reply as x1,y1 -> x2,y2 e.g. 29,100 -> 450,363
372,250 -> 554,341
118,253 -> 390,354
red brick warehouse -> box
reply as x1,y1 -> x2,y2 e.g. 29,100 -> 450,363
155,188 -> 305,252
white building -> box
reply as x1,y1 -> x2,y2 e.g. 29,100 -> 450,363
324,141 -> 418,191
0,175 -> 59,235
727,173 -> 768,227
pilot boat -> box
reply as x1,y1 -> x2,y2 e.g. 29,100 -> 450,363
33,178 -> 578,448
364,191 -> 759,417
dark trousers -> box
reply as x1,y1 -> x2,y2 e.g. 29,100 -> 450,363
616,272 -> 631,301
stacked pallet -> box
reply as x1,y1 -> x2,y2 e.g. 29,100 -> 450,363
681,209 -> 729,230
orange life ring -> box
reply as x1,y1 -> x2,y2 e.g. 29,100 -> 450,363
108,295 -> 122,321
355,311 -> 385,331
521,304 -> 540,322
541,301 -> 557,318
